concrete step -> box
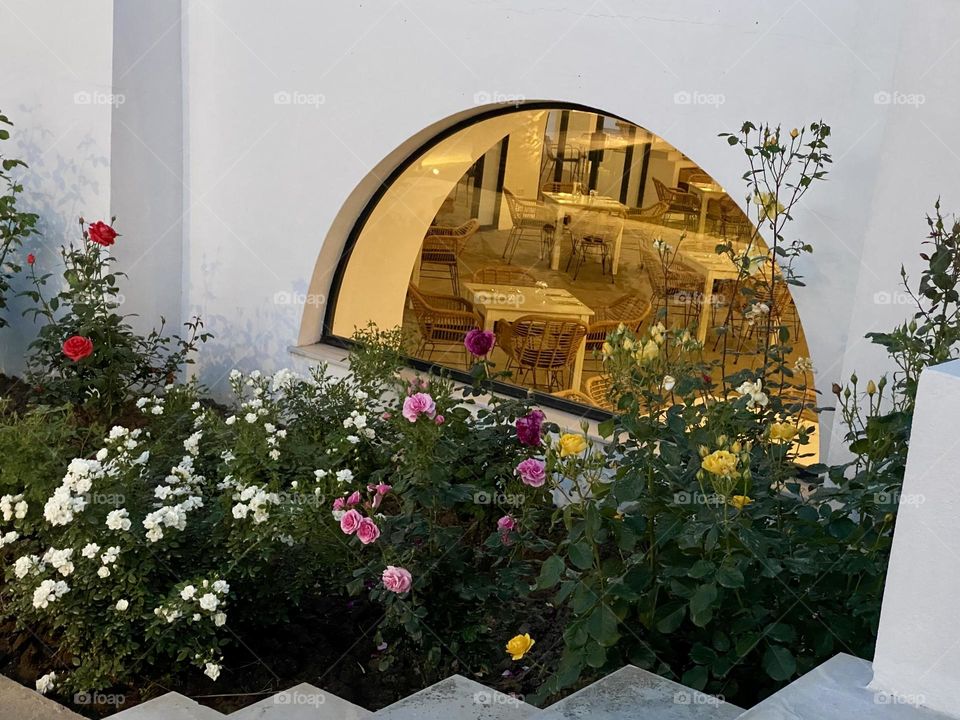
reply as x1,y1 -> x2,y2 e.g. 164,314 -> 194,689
109,691 -> 224,719
0,674 -> 86,720
737,654 -> 953,719
226,682 -> 371,719
537,665 -> 742,719
370,674 -> 537,719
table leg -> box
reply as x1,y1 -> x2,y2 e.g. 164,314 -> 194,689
610,222 -> 624,276
697,195 -> 709,235
550,206 -> 564,270
696,272 -> 716,344
571,337 -> 586,391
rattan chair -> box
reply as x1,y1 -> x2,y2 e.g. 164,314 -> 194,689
627,200 -> 670,224
419,219 -> 479,295
585,374 -> 617,411
502,189 -> 556,263
470,265 -> 539,286
566,209 -> 623,281
653,177 -> 700,230
585,294 -> 652,358
713,269 -> 794,357
706,197 -> 751,240
551,388 -> 595,405
495,315 -> 588,392
641,245 -> 704,326
407,283 -> 481,367
541,181 -> 580,195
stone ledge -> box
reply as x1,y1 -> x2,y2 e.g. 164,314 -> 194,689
0,674 -> 86,720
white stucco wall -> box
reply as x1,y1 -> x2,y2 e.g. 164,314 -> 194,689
0,0 -> 114,376
5,0 -> 960,462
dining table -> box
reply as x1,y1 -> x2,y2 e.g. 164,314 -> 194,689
541,191 -> 627,275
674,245 -> 742,343
686,181 -> 726,235
461,282 -> 594,391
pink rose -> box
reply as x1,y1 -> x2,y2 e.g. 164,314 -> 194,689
382,565 -> 412,594
356,517 -> 381,545
332,497 -> 346,511
464,328 -> 496,357
435,414 -> 445,425
340,509 -> 362,535
375,484 -> 392,495
497,515 -> 516,532
346,490 -> 361,506
516,458 -> 547,488
402,392 -> 436,422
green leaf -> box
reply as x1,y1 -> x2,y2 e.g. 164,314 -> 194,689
762,645 -> 797,681
716,565 -> 745,589
586,604 -> 620,646
536,555 -> 565,590
655,602 -> 686,633
567,540 -> 594,570
689,583 -> 718,627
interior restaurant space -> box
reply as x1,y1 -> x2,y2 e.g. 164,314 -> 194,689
337,106 -> 818,460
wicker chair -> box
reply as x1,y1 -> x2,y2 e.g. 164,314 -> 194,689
641,245 -> 704,326
713,269 -> 795,357
407,283 -> 481,367
419,219 -> 479,295
541,180 -> 580,194
551,388 -> 595,405
470,265 -> 538,286
502,189 -> 556,263
585,294 -> 652,359
626,200 -> 670,224
565,209 -> 623,281
495,315 -> 587,392
585,374 -> 617,411
653,177 -> 700,230
706,197 -> 751,240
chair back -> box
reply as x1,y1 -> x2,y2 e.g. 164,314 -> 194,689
503,189 -> 524,224
585,374 -> 617,411
652,177 -> 671,202
471,265 -> 538,286
542,181 -> 579,194
687,172 -> 714,184
630,201 -> 670,222
502,315 -> 587,371
597,294 -> 651,329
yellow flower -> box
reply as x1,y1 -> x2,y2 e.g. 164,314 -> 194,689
768,422 -> 798,443
506,633 -> 535,661
558,433 -> 588,457
640,339 -> 659,363
866,380 -> 877,396
701,449 -> 739,478
729,495 -> 753,510
790,127 -> 799,139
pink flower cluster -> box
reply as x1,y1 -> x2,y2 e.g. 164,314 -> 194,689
382,565 -> 412,594
335,484 -> 392,545
515,409 -> 545,446
497,515 -> 517,545
403,392 -> 440,423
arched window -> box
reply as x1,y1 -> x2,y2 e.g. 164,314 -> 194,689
310,103 -> 816,454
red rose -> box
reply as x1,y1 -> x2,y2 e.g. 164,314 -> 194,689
87,221 -> 118,247
62,335 -> 94,362
26,253 -> 35,265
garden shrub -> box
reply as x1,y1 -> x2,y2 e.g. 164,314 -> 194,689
0,110 -> 39,328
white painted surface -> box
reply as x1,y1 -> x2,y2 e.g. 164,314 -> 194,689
5,1 -> 960,463
0,0 -> 114,375
871,360 -> 960,717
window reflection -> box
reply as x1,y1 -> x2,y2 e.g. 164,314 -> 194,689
353,108 -> 811,428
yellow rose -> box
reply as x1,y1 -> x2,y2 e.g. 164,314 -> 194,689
701,449 -> 738,478
729,495 -> 753,510
506,633 -> 535,661
768,422 -> 797,443
558,433 -> 588,457
640,339 -> 659,363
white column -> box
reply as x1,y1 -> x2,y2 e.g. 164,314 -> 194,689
871,359 -> 960,717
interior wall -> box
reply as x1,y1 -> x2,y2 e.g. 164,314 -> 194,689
0,0 -> 114,376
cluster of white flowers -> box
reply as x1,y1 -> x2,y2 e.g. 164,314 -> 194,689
744,301 -> 770,324
183,430 -> 203,456
43,458 -> 97,526
35,671 -> 56,694
231,484 -> 280,524
136,395 -> 165,415
96,546 -> 121,578
0,493 -> 28,521
794,356 -> 814,373
41,547 -> 75,577
106,508 -> 132,532
144,454 -> 206,542
14,554 -> 39,579
0,530 -> 18,546
737,379 -> 769,408
155,578 -> 229,628
343,410 -> 375,441
32,578 -> 70,609
264,422 -> 287,461
270,368 -> 303,393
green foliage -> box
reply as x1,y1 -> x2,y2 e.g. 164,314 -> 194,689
21,218 -> 211,418
0,110 -> 39,328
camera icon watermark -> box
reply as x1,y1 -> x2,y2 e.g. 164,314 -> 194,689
473,690 -> 524,708
872,290 -> 912,305
74,691 -> 125,707
275,690 -> 326,706
74,90 -> 126,107
673,90 -> 725,108
674,690 -> 724,707
474,491 -> 526,507
273,90 -> 326,109
874,90 -> 925,107
473,90 -> 525,107
273,291 -> 326,307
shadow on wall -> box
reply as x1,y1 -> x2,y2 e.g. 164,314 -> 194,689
1,104 -> 109,377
